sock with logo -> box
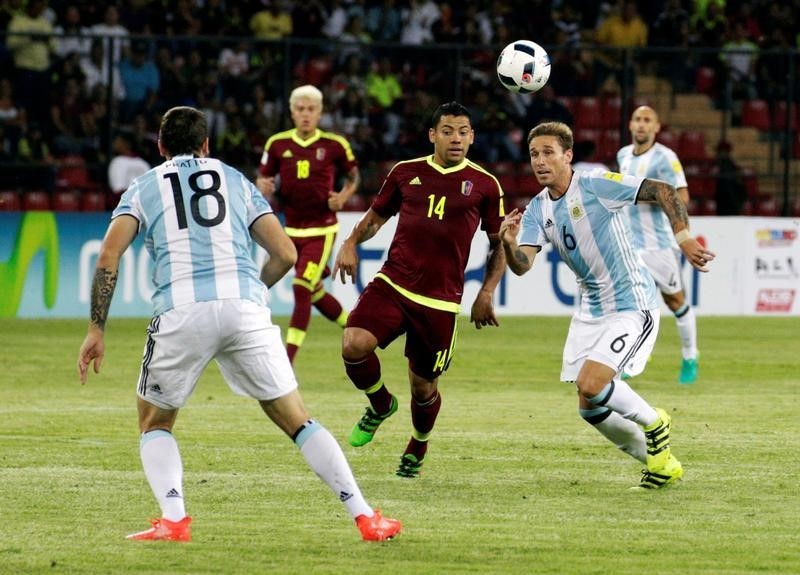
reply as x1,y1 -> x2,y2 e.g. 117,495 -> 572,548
293,419 -> 372,519
140,429 -> 186,521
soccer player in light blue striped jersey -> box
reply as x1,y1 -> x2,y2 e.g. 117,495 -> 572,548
618,106 -> 699,384
77,106 -> 401,541
500,121 -> 715,489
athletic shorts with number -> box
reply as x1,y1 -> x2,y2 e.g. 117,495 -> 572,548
291,233 -> 336,291
346,277 -> 457,381
137,299 -> 297,409
560,309 -> 661,381
639,247 -> 684,295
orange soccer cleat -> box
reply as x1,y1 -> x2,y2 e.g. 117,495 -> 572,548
126,516 -> 192,542
355,510 -> 402,542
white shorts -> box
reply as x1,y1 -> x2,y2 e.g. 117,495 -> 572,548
560,309 -> 661,381
136,299 -> 297,409
639,248 -> 684,295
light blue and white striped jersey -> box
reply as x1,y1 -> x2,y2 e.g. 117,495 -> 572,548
113,154 -> 272,315
617,142 -> 687,251
519,168 -> 658,318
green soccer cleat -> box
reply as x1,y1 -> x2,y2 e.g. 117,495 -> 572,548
678,358 -> 698,385
396,453 -> 424,478
630,454 -> 684,490
348,395 -> 398,447
643,407 -> 672,473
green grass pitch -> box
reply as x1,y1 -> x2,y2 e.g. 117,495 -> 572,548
0,315 -> 797,574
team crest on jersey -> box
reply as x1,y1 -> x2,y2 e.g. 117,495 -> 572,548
567,196 -> 585,221
461,181 -> 473,196
316,148 -> 326,161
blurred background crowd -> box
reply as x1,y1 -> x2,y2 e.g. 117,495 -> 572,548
0,0 -> 798,215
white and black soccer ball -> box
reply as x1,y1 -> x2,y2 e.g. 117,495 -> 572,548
496,40 -> 551,94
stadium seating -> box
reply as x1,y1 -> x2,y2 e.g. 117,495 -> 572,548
601,96 -> 622,130
684,163 -> 714,199
22,190 -> 51,211
573,97 -> 603,130
53,190 -> 82,211
656,130 -> 678,150
678,130 -> 709,162
0,190 -> 21,211
694,66 -> 717,96
740,99 -> 770,132
771,101 -> 798,132
81,190 -> 107,212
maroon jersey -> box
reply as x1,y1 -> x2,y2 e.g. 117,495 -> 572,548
371,155 -> 505,306
259,129 -> 357,231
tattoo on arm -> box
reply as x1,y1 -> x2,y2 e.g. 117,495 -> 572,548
90,268 -> 118,329
512,247 -> 530,269
639,180 -> 690,232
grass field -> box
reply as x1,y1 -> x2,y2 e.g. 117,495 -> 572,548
1,315 -> 797,574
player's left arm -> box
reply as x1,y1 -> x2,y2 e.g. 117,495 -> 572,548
328,165 -> 360,212
637,179 -> 715,272
470,232 -> 506,329
77,214 -> 139,384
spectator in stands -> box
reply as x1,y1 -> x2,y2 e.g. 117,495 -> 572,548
365,56 -> 403,147
6,0 -> 55,130
572,140 -> 609,173
53,4 -> 90,60
88,5 -> 130,67
0,76 -> 25,157
364,0 -> 401,42
720,21 -> 759,103
218,39 -> 250,101
757,25 -> 793,104
689,1 -> 727,69
650,0 -> 691,91
730,2 -> 762,43
250,0 -> 293,40
17,122 -> 56,194
594,0 -> 648,93
119,41 -> 160,123
553,4 -> 583,49
108,131 -> 149,196
81,39 -> 125,103
431,2 -> 464,44
523,85 -> 573,133
400,0 -> 440,45
713,140 -> 747,216
471,90 -> 521,163
322,0 -> 349,39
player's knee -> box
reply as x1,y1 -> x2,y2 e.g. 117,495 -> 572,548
341,329 -> 375,361
575,375 -> 607,401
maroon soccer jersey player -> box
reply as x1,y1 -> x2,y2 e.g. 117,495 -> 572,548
256,85 -> 360,364
333,101 -> 507,478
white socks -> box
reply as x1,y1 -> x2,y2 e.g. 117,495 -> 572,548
295,420 -> 372,519
140,430 -> 186,521
588,380 -> 658,427
674,304 -> 698,359
580,407 -> 647,462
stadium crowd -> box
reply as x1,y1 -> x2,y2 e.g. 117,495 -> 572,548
0,0 -> 798,211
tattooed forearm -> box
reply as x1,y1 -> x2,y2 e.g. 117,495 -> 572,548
90,268 -> 118,329
639,179 -> 690,232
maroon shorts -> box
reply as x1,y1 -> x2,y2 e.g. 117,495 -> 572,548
291,234 -> 335,289
347,278 -> 458,380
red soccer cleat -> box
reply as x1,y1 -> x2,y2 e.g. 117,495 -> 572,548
126,516 -> 192,542
355,510 -> 401,542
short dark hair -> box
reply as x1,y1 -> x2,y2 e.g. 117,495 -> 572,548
430,101 -> 471,129
158,106 -> 208,156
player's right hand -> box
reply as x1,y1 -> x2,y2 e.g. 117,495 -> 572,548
255,176 -> 275,197
499,209 -> 522,245
333,242 -> 358,284
77,331 -> 105,384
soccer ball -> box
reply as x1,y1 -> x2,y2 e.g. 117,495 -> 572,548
496,40 -> 551,94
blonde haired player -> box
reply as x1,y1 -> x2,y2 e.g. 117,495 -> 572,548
256,84 -> 359,365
